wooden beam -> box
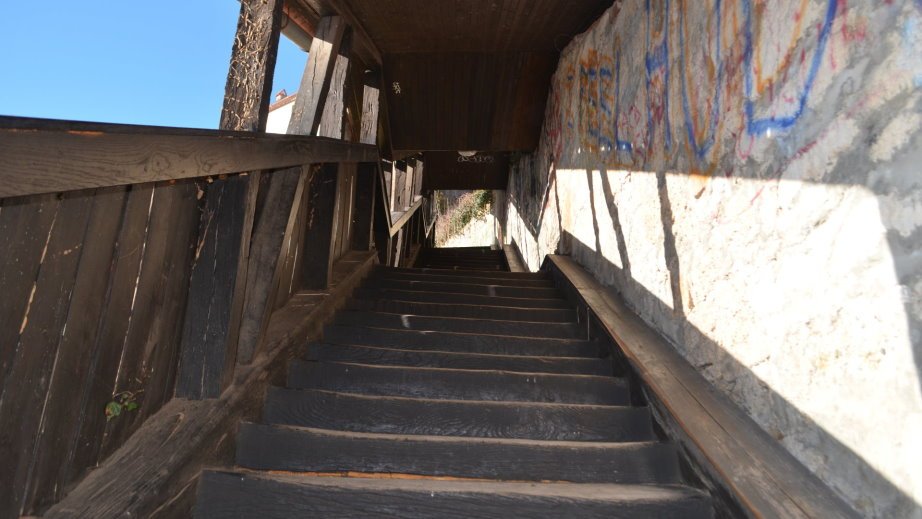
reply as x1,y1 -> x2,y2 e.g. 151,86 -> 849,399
288,16 -> 346,136
544,255 -> 859,519
389,196 -> 423,238
317,28 -> 353,139
359,72 -> 380,146
176,0 -> 284,400
350,163 -> 377,251
299,164 -> 339,289
0,117 -> 378,198
322,0 -> 383,65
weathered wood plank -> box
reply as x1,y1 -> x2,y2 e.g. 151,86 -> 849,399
194,470 -> 714,519
44,252 -> 377,519
349,163 -> 376,250
22,187 -> 127,513
65,185 -> 155,483
236,424 -> 679,484
299,164 -> 339,289
317,28 -> 353,139
99,182 -> 199,456
264,388 -> 644,441
545,255 -> 859,518
0,193 -> 59,390
0,191 -> 94,518
288,16 -> 346,136
332,310 -> 581,339
287,361 -> 627,405
0,116 -> 378,198
304,343 -> 609,375
359,75 -> 380,145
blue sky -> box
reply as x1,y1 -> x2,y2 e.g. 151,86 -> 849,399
0,2 -> 307,129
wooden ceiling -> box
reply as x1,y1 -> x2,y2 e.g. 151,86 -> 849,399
285,0 -> 613,153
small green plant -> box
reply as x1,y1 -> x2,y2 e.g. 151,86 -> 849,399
105,389 -> 142,421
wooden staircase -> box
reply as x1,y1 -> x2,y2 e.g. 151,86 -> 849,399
193,248 -> 713,517
414,246 -> 510,271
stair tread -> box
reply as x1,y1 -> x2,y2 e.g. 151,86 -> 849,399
372,271 -> 555,287
264,388 -> 654,441
197,470 -> 713,519
346,298 -> 577,322
385,266 -> 546,279
366,278 -> 561,298
235,423 -> 680,484
352,287 -> 572,309
323,324 -> 599,357
334,310 -> 582,339
288,360 -> 628,404
305,342 -> 612,375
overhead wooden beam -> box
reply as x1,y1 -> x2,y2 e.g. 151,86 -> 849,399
0,117 -> 378,198
322,0 -> 383,65
288,16 -> 346,136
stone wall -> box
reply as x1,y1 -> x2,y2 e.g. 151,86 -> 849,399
504,1 -> 922,517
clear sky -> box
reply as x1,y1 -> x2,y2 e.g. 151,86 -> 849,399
0,2 -> 307,129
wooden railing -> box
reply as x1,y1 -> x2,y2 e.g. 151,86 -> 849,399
0,116 -> 378,197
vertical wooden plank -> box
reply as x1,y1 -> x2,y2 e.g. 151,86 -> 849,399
176,0 -> 285,398
98,182 -> 199,458
318,28 -> 353,139
373,167 -> 392,265
0,194 -> 59,391
288,16 -> 346,136
350,163 -> 377,251
300,164 -> 339,289
360,73 -> 381,146
236,168 -> 305,364
0,190 -> 94,518
21,187 -> 128,513
233,14 -> 347,364
65,185 -> 154,485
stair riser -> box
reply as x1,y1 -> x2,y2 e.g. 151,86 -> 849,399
287,361 -> 629,405
371,271 -> 555,288
333,311 -> 582,339
385,266 -> 547,280
364,280 -> 562,299
346,298 -> 577,323
264,389 -> 652,441
237,424 -> 681,484
323,325 -> 599,357
352,288 -> 571,309
305,343 -> 612,375
196,472 -> 714,519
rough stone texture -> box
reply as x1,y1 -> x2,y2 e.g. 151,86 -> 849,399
504,1 -> 922,517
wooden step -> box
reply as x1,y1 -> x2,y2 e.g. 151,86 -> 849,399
384,266 -> 547,280
323,324 -> 599,356
415,263 -> 505,271
236,424 -> 680,484
264,388 -> 652,441
363,279 -> 559,299
304,343 -> 611,375
287,361 -> 629,404
372,270 -> 555,288
333,311 -> 582,339
351,287 -> 571,309
346,298 -> 577,322
196,470 -> 714,519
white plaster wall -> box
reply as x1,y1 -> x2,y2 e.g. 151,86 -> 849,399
265,101 -> 294,134
505,1 -> 922,517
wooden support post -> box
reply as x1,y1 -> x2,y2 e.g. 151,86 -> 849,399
360,72 -> 380,145
300,164 -> 340,289
350,163 -> 377,251
234,15 -> 347,364
373,165 -> 392,265
289,16 -> 346,136
176,0 -> 283,399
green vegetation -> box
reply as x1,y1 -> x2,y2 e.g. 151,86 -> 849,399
434,190 -> 494,246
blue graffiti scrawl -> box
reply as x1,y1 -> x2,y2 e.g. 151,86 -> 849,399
678,0 -> 723,160
743,0 -> 839,135
646,0 -> 672,150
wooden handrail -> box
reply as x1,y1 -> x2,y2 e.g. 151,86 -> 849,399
544,255 -> 859,519
388,196 -> 423,237
0,116 -> 379,198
